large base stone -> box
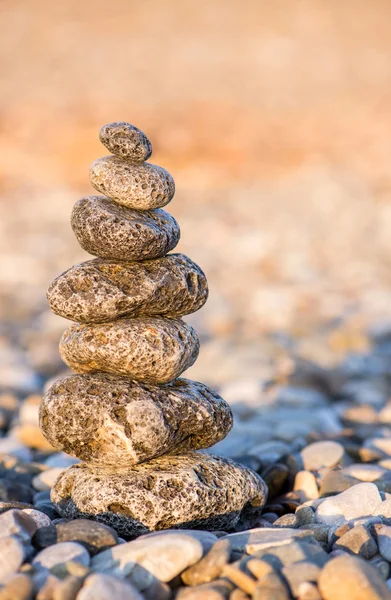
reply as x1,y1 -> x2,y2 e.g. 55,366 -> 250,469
51,452 -> 267,538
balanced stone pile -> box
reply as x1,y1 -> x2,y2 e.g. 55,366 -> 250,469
40,122 -> 267,538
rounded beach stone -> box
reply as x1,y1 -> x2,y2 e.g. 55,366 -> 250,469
300,441 -> 345,471
0,537 -> 26,584
40,374 -> 233,466
47,254 -> 208,323
78,574 -> 143,600
59,317 -> 199,384
91,530 -> 217,582
90,156 -> 175,210
71,197 -> 180,261
99,122 -> 152,162
50,452 -> 267,538
318,555 -> 390,600
32,541 -> 90,571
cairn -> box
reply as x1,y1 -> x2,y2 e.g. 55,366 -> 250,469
40,122 -> 267,538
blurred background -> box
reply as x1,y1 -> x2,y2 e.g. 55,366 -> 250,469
2,0 -> 391,397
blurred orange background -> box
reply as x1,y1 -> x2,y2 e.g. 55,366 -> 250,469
1,0 -> 391,386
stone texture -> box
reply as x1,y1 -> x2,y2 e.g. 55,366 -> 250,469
318,555 -> 391,600
99,122 -> 152,162
22,508 -> 52,530
71,196 -> 180,262
315,483 -> 382,526
47,254 -> 208,323
90,156 -> 175,210
59,317 -> 199,384
91,530 -> 216,582
40,374 -> 233,466
50,453 -> 267,538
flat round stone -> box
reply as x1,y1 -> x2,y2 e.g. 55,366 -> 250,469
99,122 -> 152,162
40,374 -> 233,466
51,453 -> 267,538
71,196 -> 180,262
47,254 -> 208,323
59,317 -> 199,384
90,157 -> 175,210
300,441 -> 345,471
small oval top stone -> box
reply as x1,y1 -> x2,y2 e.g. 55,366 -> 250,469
99,122 -> 152,162
90,156 -> 175,211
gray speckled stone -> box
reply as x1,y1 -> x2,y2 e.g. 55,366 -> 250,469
99,122 -> 152,162
59,317 -> 199,383
47,254 -> 208,323
40,374 -> 233,466
51,453 -> 267,538
71,196 -> 180,261
90,156 -> 175,210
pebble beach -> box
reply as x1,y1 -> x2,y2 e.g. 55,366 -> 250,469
3,1 -> 391,598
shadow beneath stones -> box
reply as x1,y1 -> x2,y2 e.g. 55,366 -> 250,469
54,497 -> 266,540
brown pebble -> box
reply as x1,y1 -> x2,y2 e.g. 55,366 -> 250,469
253,572 -> 290,600
182,539 -> 232,586
40,374 -> 233,467
71,197 -> 180,262
297,582 -> 322,600
90,156 -> 175,210
99,122 -> 152,162
59,317 -> 199,384
246,558 -> 274,580
318,555 -> 391,600
229,590 -> 250,600
0,573 -> 33,600
52,576 -> 84,600
176,578 -> 234,599
51,453 -> 267,539
221,565 -> 257,596
47,254 -> 208,323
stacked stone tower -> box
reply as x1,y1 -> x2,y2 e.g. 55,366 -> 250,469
40,122 -> 267,538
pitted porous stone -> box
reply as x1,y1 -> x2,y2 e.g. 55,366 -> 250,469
71,196 -> 180,261
99,122 -> 152,162
90,156 -> 175,210
47,254 -> 208,323
59,317 -> 199,384
51,453 -> 267,538
40,374 -> 233,466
